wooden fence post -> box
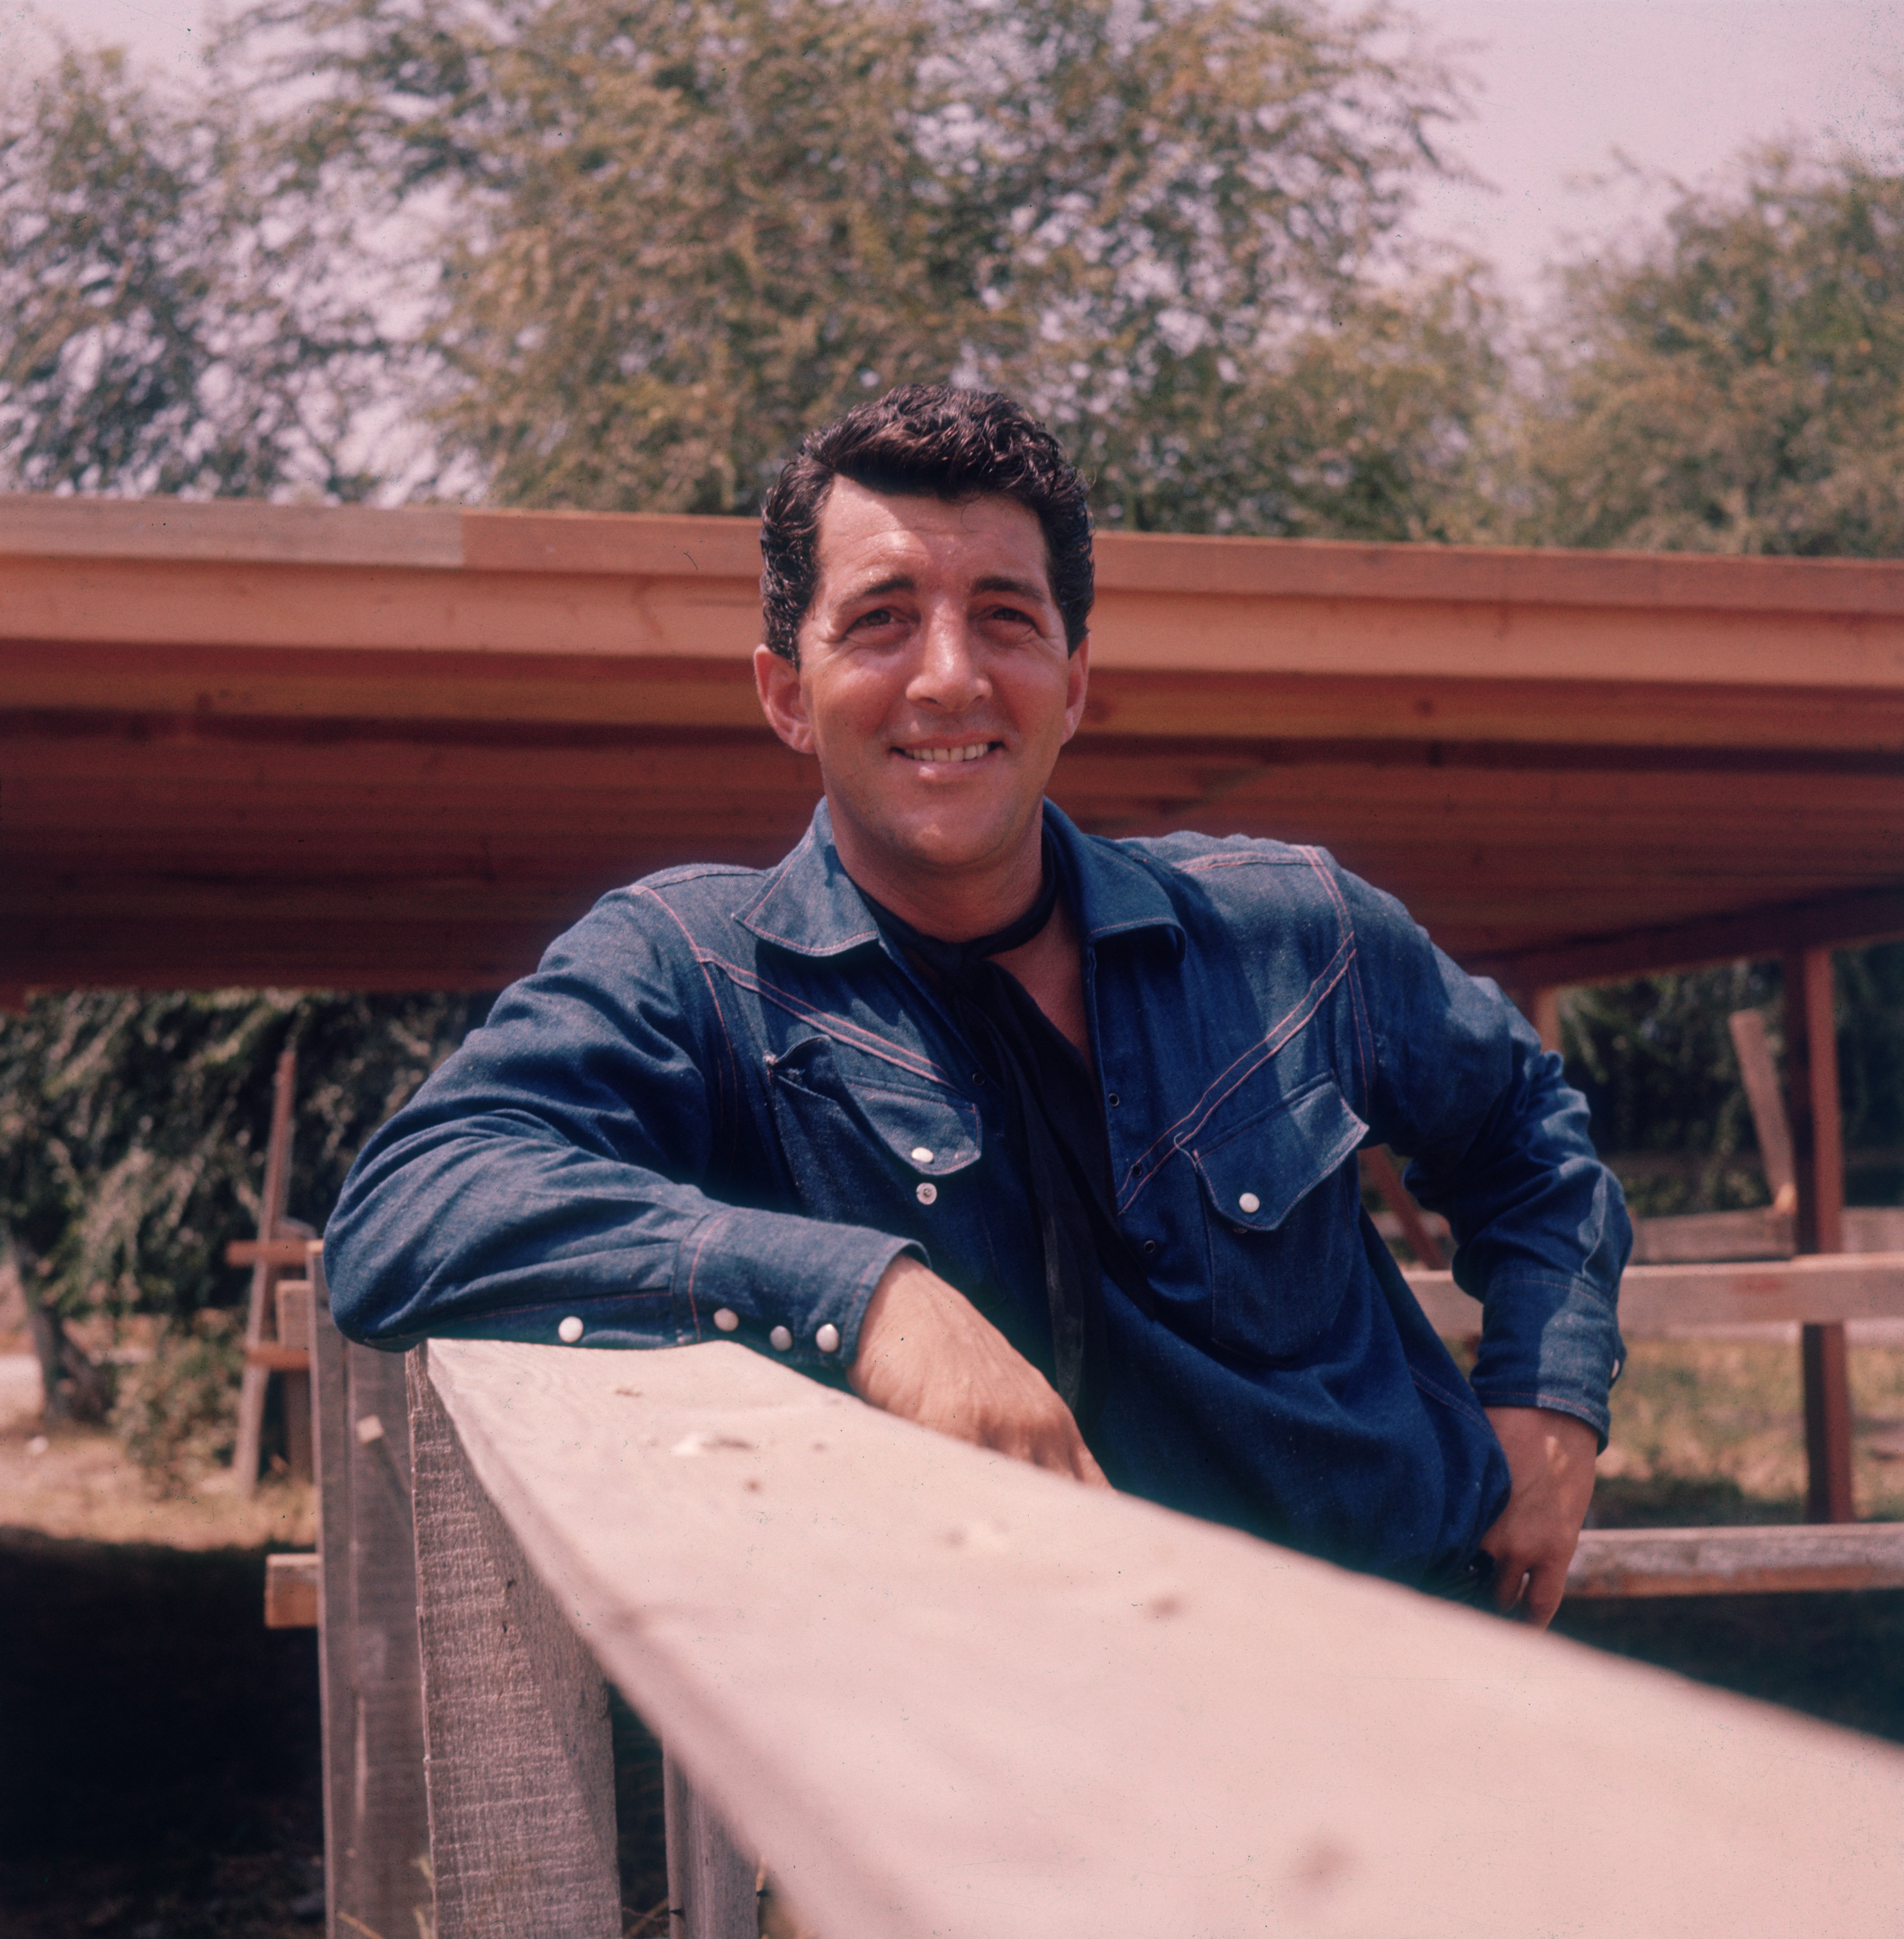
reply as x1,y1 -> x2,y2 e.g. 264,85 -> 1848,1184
309,1248 -> 432,1939
665,1749 -> 760,1939
1785,946 -> 1854,1523
406,1344 -> 621,1939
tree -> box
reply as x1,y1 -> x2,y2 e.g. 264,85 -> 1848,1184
0,45 -> 389,498
0,990 -> 488,1420
1501,145 -> 1904,1197
234,0 -> 1494,534
1505,146 -> 1904,555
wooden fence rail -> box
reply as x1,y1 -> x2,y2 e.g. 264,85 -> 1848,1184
397,1335 -> 1904,1939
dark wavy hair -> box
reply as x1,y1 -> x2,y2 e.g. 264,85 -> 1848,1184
759,385 -> 1093,663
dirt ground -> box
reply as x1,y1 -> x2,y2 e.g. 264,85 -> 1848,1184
4,1339 -> 1904,1939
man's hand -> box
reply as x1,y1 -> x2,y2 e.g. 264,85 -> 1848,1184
849,1254 -> 1108,1486
1478,1406 -> 1599,1627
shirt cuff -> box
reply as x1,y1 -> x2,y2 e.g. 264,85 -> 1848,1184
1468,1267 -> 1625,1448
669,1206 -> 925,1373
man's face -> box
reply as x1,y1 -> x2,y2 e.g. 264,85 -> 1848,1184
754,479 -> 1088,913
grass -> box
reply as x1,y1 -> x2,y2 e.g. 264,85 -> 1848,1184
1548,1335 -> 1904,1746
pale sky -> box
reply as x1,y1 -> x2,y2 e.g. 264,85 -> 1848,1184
9,0 -> 1903,302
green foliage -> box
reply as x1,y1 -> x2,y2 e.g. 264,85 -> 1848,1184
1560,965 -> 1783,1215
110,1308 -> 246,1491
0,989 -> 490,1332
1506,147 -> 1904,555
231,0 -> 1493,534
0,45 -> 387,496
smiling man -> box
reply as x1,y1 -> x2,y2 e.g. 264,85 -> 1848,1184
327,386 -> 1629,1624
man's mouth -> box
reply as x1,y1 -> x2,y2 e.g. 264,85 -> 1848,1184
897,742 -> 1000,764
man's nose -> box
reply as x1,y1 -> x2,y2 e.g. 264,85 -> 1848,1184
907,605 -> 989,712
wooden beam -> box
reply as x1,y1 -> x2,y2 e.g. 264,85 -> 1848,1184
1787,947 -> 1854,1525
1471,881 -> 1904,988
311,1250 -> 433,1939
1403,1252 -> 1904,1337
1360,1148 -> 1451,1269
1567,1524 -> 1904,1598
1728,1010 -> 1798,1209
418,1336 -> 1904,1939
406,1347 -> 621,1939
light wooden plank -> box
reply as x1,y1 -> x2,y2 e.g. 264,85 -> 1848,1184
422,1337 -> 1904,1939
407,1349 -> 619,1939
311,1249 -> 433,1939
19,494 -> 1904,617
1568,1524 -> 1904,1598
1629,1208 -> 1794,1265
264,1551 -> 320,1629
0,494 -> 462,566
1405,1253 -> 1904,1337
1728,1009 -> 1798,1204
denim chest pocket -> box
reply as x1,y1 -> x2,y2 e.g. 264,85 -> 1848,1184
1190,1074 -> 1368,1363
764,1035 -> 982,1222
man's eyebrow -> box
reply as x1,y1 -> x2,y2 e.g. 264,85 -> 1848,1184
840,573 -> 915,601
971,573 -> 1052,601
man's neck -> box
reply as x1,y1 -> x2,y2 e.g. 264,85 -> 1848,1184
830,817 -> 1048,944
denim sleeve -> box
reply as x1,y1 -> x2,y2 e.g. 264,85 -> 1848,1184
322,890 -> 918,1373
1335,861 -> 1631,1443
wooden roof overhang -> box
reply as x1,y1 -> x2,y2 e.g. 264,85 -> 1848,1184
5,494 -> 1903,994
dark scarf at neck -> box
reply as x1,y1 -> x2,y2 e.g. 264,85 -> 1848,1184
866,833 -> 1154,1433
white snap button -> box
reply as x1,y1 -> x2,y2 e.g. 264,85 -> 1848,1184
1237,1192 -> 1261,1215
916,1181 -> 938,1205
769,1324 -> 793,1352
712,1308 -> 739,1333
910,1145 -> 935,1164
816,1322 -> 841,1353
558,1315 -> 584,1344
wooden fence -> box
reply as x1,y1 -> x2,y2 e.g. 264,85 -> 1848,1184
299,1246 -> 1904,1939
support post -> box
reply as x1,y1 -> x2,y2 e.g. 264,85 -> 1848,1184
1785,947 -> 1854,1524
1532,986 -> 1563,1056
235,1048 -> 297,1496
665,1749 -> 760,1939
310,1248 -> 432,1939
406,1345 -> 621,1939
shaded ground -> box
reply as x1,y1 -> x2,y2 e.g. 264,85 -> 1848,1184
0,1530 -> 324,1939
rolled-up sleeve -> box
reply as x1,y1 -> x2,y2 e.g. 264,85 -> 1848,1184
1339,863 -> 1630,1443
323,891 -> 917,1373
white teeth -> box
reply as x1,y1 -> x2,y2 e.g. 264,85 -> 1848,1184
906,744 -> 991,763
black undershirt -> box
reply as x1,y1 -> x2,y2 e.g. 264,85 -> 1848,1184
866,835 -> 1155,1434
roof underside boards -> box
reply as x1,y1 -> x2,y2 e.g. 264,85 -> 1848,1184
5,495 -> 1903,993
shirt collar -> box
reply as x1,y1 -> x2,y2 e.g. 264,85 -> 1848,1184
737,797 -> 1186,960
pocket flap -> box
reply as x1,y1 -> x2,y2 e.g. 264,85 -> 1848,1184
1192,1076 -> 1367,1231
766,1036 -> 983,1177
848,1079 -> 983,1176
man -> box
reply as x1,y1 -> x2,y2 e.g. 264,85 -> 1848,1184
328,386 -> 1628,1625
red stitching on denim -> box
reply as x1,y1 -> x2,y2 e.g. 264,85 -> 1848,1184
680,1212 -> 729,1342
698,953 -> 954,1087
635,885 -> 743,1162
1116,933 -> 1355,1214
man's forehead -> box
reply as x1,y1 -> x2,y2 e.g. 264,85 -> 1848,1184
811,479 -> 1054,594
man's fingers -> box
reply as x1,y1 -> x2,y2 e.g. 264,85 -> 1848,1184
1519,1562 -> 1568,1630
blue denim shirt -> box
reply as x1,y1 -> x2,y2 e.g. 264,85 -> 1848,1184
326,801 -> 1628,1582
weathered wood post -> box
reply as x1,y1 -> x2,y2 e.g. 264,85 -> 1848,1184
309,1247 -> 432,1939
405,1343 -> 622,1939
1785,945 -> 1854,1522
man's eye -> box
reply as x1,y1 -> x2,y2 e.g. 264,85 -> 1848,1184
849,607 -> 902,631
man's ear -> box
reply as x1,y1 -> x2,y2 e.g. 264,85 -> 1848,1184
1060,633 -> 1091,745
754,643 -> 815,754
